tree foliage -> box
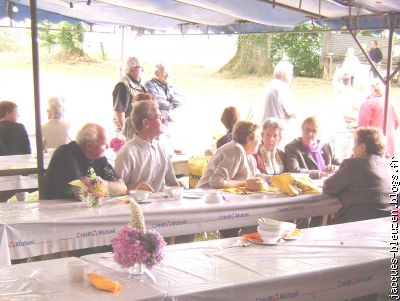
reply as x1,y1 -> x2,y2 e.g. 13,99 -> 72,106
38,20 -> 57,53
38,21 -> 84,55
271,23 -> 324,77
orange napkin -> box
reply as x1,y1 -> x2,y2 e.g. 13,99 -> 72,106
242,232 -> 262,242
87,272 -> 123,293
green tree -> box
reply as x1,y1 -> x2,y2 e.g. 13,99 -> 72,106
38,20 -> 58,53
271,23 -> 324,77
38,21 -> 84,55
58,21 -> 84,55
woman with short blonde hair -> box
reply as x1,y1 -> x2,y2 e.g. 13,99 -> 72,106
197,120 -> 262,189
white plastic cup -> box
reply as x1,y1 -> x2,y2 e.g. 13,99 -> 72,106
171,187 -> 184,201
205,192 -> 223,203
66,260 -> 85,282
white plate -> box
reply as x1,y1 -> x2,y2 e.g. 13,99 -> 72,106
183,191 -> 206,199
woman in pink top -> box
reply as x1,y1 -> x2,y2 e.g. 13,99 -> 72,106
358,80 -> 399,157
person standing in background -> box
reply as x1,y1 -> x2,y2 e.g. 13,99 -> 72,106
112,57 -> 147,132
358,80 -> 399,157
261,60 -> 296,125
368,40 -> 383,79
260,60 -> 296,147
341,48 -> 360,87
145,63 -> 185,125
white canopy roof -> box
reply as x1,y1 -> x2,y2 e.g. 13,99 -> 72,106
3,0 -> 400,33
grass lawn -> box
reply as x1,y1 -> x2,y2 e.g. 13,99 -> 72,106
1,50 -> 399,155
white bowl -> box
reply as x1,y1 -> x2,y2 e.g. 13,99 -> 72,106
257,218 -> 296,234
165,186 -> 184,200
129,190 -> 151,202
257,226 -> 285,244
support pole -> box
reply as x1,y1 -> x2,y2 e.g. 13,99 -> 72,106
29,0 -> 45,198
383,16 -> 395,135
119,26 -> 125,77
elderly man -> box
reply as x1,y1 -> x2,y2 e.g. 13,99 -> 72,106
113,57 -> 147,132
261,60 -> 296,124
115,100 -> 179,192
44,123 -> 127,199
144,63 -> 184,124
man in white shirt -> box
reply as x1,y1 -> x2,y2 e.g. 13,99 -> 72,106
115,100 -> 180,192
261,60 -> 296,124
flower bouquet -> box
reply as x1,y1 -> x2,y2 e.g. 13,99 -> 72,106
109,137 -> 126,152
69,168 -> 108,208
111,200 -> 166,275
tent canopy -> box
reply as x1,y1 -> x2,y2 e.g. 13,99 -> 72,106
2,0 -> 400,33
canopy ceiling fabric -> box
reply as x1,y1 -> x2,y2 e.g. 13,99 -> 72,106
2,0 -> 400,33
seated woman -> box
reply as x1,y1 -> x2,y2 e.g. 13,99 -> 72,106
254,118 -> 285,176
216,106 -> 240,149
285,116 -> 339,179
42,96 -> 71,151
0,100 -> 31,202
323,127 -> 391,224
0,101 -> 31,156
197,120 -> 262,189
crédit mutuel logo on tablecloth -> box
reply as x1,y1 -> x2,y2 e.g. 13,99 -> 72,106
219,211 -> 250,220
256,290 -> 299,301
76,228 -> 116,238
8,228 -> 117,248
8,239 -> 34,248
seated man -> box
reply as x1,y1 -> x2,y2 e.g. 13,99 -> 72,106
44,123 -> 127,200
115,100 -> 180,192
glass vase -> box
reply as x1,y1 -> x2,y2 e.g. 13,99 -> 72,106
128,262 -> 145,276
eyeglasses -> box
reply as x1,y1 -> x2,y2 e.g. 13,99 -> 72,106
132,66 -> 143,70
302,127 -> 318,134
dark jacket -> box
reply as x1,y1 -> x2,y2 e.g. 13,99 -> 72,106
0,120 -> 31,155
284,137 -> 339,179
323,155 -> 391,223
44,141 -> 119,199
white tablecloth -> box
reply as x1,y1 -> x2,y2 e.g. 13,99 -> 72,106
0,154 -> 52,191
0,191 -> 341,265
0,257 -> 166,301
0,154 -> 188,191
83,218 -> 391,301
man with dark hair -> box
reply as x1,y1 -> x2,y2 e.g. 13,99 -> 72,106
368,40 -> 383,78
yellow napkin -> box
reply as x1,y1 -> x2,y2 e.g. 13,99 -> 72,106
270,173 -> 321,197
219,186 -> 280,195
87,272 -> 123,293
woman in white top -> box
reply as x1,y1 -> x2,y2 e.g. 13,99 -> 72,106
197,120 -> 261,189
42,97 -> 71,151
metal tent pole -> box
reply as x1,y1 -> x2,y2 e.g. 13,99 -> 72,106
383,16 -> 395,135
29,0 -> 45,198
